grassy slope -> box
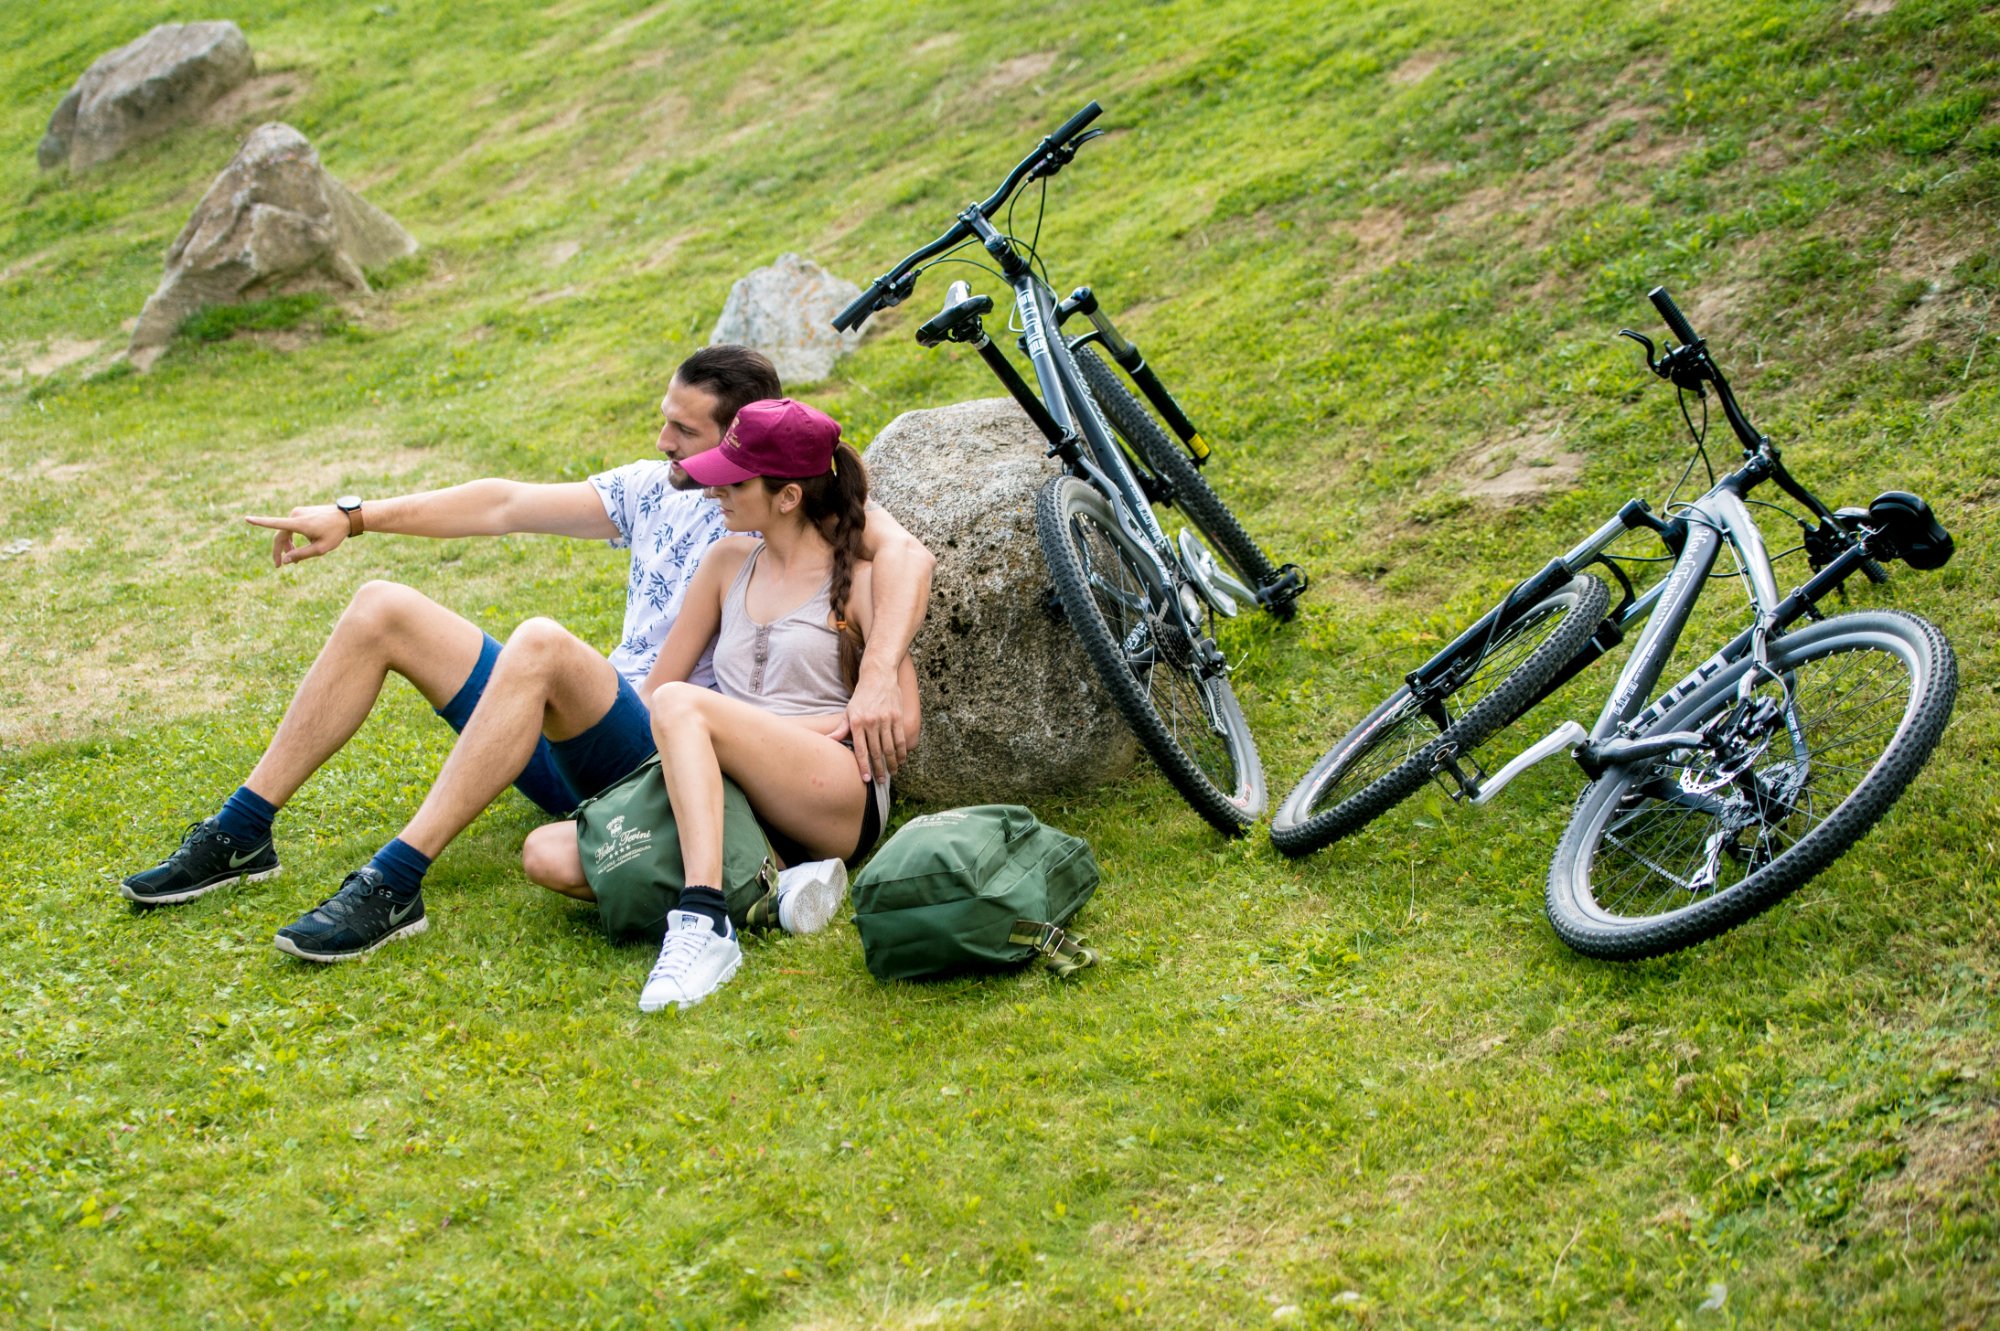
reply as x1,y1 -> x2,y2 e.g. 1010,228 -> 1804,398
2,0 -> 1996,1326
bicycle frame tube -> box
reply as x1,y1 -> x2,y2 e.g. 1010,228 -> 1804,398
1588,482 -> 1782,741
1408,505 -> 1644,695
1013,272 -> 1176,556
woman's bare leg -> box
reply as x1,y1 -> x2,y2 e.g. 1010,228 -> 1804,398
648,683 -> 868,886
522,823 -> 593,900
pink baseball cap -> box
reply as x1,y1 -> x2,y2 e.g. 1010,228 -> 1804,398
679,398 -> 842,487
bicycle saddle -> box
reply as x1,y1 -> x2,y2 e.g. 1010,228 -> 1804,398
1851,491 -> 1954,570
915,284 -> 994,348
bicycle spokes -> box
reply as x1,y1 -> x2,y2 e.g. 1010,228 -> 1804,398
1592,640 -> 1913,913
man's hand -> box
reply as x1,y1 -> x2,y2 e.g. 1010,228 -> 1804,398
834,670 -> 910,783
244,506 -> 349,567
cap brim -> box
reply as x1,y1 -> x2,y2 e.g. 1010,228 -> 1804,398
678,447 -> 760,487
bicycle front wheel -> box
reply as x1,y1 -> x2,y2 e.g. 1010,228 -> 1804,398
1546,610 -> 1957,960
1035,474 -> 1266,833
1271,574 -> 1610,857
1071,342 -> 1295,619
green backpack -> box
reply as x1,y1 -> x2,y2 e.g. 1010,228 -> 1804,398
571,756 -> 777,944
851,805 -> 1101,981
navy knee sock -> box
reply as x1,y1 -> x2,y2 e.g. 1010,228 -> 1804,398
367,838 -> 433,902
213,785 -> 278,845
675,885 -> 733,937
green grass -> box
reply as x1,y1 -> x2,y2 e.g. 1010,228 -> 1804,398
3,0 -> 1997,1326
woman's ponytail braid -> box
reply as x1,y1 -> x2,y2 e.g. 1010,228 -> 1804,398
776,441 -> 870,689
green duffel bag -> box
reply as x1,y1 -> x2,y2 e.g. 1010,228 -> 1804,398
572,755 -> 777,944
851,805 -> 1101,981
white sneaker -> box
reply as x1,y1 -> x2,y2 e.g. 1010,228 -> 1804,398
638,910 -> 741,1012
775,858 -> 848,935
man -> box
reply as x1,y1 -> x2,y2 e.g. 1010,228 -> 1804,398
120,345 -> 935,961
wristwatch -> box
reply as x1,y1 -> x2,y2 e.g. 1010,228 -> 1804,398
336,494 -> 364,537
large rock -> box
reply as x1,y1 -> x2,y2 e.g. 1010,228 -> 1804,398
38,22 -> 254,172
709,253 -> 863,385
866,399 -> 1139,804
128,122 -> 417,371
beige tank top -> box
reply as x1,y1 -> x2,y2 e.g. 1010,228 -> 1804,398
712,544 -> 850,716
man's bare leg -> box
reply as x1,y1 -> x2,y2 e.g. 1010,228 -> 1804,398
396,618 -> 623,858
120,581 -> 491,908
273,617 -> 625,963
244,581 -> 487,805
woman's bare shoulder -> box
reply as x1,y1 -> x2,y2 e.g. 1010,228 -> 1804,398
701,536 -> 759,572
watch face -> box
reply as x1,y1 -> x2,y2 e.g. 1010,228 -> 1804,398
337,494 -> 362,511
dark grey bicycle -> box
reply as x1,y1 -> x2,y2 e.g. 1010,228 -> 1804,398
833,102 -> 1304,834
1271,287 -> 1958,959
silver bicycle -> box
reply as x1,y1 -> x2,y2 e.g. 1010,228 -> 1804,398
1272,287 -> 1959,959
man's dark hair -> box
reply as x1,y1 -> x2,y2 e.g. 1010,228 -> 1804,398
674,345 -> 783,431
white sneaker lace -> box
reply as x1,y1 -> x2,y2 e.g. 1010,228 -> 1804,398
647,929 -> 708,988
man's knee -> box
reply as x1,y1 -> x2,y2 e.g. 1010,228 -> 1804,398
340,580 -> 429,644
502,617 -> 585,671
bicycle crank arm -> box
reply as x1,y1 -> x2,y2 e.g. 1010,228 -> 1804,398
1178,529 -> 1253,617
1468,720 -> 1588,806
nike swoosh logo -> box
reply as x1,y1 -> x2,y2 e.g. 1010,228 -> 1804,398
228,849 -> 263,868
388,898 -> 421,926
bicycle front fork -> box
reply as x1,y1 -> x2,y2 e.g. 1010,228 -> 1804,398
1057,287 -> 1212,466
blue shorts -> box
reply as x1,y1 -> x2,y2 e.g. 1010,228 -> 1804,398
436,634 -> 657,817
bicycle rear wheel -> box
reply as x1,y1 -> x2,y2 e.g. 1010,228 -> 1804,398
1035,474 -> 1266,833
1071,342 -> 1297,619
1546,610 -> 1956,960
1271,573 -> 1610,857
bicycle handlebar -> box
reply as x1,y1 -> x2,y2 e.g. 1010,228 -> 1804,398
1649,285 -> 1845,525
830,102 -> 1104,333
1649,286 -> 1699,349
1648,284 -> 1768,456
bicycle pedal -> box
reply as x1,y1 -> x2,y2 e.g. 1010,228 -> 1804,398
1429,748 -> 1485,803
1468,721 -> 1588,807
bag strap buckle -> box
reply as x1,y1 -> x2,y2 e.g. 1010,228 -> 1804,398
1010,919 -> 1100,977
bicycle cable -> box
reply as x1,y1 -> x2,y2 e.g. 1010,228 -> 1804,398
1663,387 -> 1713,512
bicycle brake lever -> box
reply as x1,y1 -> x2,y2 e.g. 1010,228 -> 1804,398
1618,328 -> 1658,370
1027,130 -> 1106,181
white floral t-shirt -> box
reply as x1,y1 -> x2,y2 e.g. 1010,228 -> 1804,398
588,460 -> 729,689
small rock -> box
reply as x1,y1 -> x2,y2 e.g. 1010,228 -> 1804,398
864,398 -> 1139,803
1,538 -> 34,559
127,122 -> 417,371
1270,1305 -> 1303,1324
709,253 -> 862,385
1698,1281 -> 1728,1312
39,22 -> 254,172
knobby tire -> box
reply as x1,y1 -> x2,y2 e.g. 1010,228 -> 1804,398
1271,574 -> 1611,856
1545,609 -> 1956,960
1035,474 -> 1266,834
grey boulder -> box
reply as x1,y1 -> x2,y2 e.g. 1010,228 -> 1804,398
128,122 -> 417,371
865,398 -> 1139,804
709,253 -> 863,385
39,21 -> 254,172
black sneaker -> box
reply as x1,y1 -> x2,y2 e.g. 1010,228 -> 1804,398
121,819 -> 280,906
273,867 -> 428,963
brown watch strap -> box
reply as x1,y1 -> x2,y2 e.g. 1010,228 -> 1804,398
344,503 -> 364,537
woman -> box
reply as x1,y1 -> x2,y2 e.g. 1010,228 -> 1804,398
518,397 -> 918,1010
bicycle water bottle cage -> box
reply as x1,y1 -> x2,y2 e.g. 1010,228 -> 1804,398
1859,491 -> 1955,570
915,293 -> 994,348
